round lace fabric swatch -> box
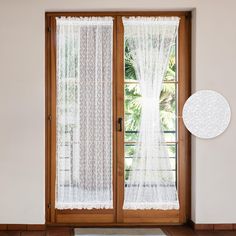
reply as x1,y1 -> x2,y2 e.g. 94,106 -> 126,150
183,90 -> 231,139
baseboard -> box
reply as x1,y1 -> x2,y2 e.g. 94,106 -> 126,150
1,222 -> 236,231
189,220 -> 236,231
0,225 -> 7,230
0,224 -> 46,231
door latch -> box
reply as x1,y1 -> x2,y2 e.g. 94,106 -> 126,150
117,117 -> 123,132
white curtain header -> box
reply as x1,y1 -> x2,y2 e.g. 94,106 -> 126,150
56,16 -> 114,26
122,16 -> 180,26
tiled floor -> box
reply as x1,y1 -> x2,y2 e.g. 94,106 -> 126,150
1,226 -> 236,236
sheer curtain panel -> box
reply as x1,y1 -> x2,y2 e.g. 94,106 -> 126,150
56,17 -> 113,209
123,17 -> 180,210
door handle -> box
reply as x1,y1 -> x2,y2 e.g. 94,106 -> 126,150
117,117 -> 123,132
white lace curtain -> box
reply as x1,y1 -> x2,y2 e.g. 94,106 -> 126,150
56,17 -> 113,209
123,17 -> 180,210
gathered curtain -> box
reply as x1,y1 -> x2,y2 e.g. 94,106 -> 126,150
56,17 -> 113,209
123,17 -> 180,210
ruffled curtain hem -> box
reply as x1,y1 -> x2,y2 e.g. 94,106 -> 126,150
123,201 -> 179,210
56,202 -> 113,210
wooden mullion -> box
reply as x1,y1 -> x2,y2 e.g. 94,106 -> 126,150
45,14 -> 51,224
177,15 -> 185,224
116,16 -> 125,223
46,12 -> 188,17
177,14 -> 191,223
185,12 -> 192,222
50,16 -> 57,223
112,16 -> 118,223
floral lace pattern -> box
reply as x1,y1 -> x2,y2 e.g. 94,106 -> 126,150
56,17 -> 113,209
123,17 -> 180,210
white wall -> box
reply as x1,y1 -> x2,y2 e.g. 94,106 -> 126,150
0,0 -> 236,224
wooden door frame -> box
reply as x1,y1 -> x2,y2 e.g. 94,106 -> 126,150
45,11 -> 191,226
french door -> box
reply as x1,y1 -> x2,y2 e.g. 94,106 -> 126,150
46,12 -> 191,225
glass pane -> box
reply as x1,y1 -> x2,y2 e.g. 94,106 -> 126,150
164,43 -> 177,81
125,40 -> 137,82
125,83 -> 177,142
124,35 -> 178,190
125,39 -> 177,82
160,83 -> 177,142
166,144 -> 177,170
125,144 -> 177,186
56,18 -> 113,209
124,84 -> 141,142
167,144 -> 177,187
125,144 -> 135,181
